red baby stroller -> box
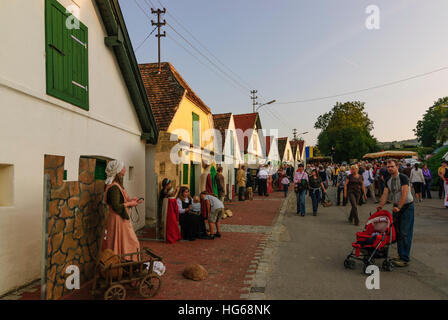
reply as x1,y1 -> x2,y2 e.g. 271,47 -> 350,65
344,210 -> 396,273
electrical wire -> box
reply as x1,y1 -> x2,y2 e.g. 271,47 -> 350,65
277,66 -> 448,105
167,34 -> 248,96
156,0 -> 255,90
135,26 -> 157,52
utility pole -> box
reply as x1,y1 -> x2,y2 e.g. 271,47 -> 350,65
292,129 -> 298,141
250,90 -> 258,113
151,8 -> 166,73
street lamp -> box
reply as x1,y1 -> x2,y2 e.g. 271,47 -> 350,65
254,100 -> 276,112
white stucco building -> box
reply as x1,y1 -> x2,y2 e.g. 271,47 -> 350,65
0,0 -> 158,296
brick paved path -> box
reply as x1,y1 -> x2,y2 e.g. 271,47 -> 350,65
4,187 -> 289,300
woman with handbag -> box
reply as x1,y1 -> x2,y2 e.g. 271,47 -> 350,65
308,169 -> 327,216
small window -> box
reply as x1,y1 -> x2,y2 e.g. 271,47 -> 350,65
94,159 -> 107,180
0,164 -> 14,207
63,170 -> 67,180
160,162 -> 166,175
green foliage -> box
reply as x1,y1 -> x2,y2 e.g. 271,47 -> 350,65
425,145 -> 448,187
314,101 -> 379,162
414,97 -> 448,148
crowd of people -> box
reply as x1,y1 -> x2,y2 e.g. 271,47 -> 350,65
101,157 -> 448,270
289,158 -> 448,268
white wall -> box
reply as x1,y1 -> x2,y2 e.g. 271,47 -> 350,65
0,0 -> 147,295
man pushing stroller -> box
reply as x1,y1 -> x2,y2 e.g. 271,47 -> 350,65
376,159 -> 415,268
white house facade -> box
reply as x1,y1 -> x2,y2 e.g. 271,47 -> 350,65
0,0 -> 158,296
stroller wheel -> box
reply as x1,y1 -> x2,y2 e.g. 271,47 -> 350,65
382,260 -> 394,272
344,258 -> 356,270
362,262 -> 376,274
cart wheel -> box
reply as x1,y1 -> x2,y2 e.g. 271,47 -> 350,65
382,260 -> 394,272
104,284 -> 126,300
139,273 -> 161,298
344,258 -> 356,270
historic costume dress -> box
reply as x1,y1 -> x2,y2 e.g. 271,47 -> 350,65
104,182 -> 140,261
163,197 -> 182,244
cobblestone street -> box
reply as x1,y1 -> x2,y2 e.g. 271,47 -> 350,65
2,188 -> 288,300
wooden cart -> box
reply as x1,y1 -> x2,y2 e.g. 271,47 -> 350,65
91,247 -> 163,300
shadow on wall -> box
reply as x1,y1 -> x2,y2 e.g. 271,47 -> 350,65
43,155 -> 108,300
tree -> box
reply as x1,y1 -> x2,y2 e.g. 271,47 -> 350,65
314,101 -> 379,162
414,97 -> 448,148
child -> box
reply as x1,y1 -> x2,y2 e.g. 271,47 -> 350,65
281,175 -> 290,198
190,195 -> 201,215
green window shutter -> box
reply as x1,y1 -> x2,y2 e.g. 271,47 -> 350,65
94,160 -> 107,180
46,0 -> 89,110
192,113 -> 200,146
182,164 -> 189,185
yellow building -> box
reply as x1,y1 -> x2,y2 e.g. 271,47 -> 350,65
139,62 -> 216,226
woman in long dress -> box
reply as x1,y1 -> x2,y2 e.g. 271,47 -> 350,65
162,188 -> 182,244
104,160 -> 142,261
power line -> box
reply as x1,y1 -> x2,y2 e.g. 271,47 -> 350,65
166,23 -> 252,93
134,26 -> 157,51
137,0 -> 252,93
166,34 -> 248,96
135,0 -> 291,128
156,0 -> 255,90
277,66 -> 448,105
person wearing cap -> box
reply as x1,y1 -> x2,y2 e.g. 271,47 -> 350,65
104,160 -> 143,260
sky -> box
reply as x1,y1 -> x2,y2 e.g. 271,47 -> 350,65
120,0 -> 448,145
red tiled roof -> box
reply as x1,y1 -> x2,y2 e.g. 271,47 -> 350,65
234,113 -> 259,152
212,113 -> 232,145
277,137 -> 288,161
139,62 -> 211,131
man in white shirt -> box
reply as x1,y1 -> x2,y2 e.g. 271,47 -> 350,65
200,192 -> 225,238
363,164 -> 377,203
257,164 -> 269,197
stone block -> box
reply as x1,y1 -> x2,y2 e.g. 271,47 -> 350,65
60,202 -> 73,218
79,191 -> 91,209
79,171 -> 94,185
53,285 -> 63,300
45,169 -> 57,187
61,234 -> 79,254
51,250 -> 66,265
52,219 -> 65,235
69,182 -> 80,197
48,200 -> 59,218
44,155 -> 64,170
79,158 -> 89,172
51,232 -> 63,252
51,184 -> 69,200
68,197 -> 79,210
65,218 -> 74,233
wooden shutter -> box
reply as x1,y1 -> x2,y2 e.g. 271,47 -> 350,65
182,164 -> 189,185
46,0 -> 89,110
192,113 -> 200,146
70,24 -> 89,109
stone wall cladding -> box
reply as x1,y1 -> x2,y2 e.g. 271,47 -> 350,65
44,155 -> 107,300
